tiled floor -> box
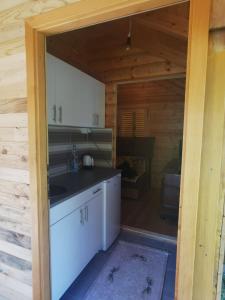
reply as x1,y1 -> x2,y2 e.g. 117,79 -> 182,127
62,229 -> 177,300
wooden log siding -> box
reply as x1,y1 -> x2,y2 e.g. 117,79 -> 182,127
0,1 -> 80,298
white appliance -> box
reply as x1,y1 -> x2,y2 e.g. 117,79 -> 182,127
82,154 -> 94,169
103,174 -> 121,251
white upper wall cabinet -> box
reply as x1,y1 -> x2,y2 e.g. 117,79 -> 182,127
46,53 -> 105,128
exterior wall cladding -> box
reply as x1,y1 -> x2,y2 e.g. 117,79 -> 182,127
0,1 -> 80,298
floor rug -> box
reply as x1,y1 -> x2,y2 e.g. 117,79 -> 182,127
84,241 -> 168,300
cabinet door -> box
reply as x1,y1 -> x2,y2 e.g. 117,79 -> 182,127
54,56 -> 105,127
46,53 -> 56,125
54,58 -> 81,126
92,82 -> 105,128
81,191 -> 103,265
50,208 -> 84,300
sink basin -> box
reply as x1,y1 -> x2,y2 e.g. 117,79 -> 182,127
49,184 -> 67,197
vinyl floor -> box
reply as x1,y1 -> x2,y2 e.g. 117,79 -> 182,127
62,229 -> 177,300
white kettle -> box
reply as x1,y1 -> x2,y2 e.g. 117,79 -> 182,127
82,154 -> 94,169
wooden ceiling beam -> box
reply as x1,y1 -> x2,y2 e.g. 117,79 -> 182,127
98,60 -> 185,83
85,47 -> 145,62
89,51 -> 164,73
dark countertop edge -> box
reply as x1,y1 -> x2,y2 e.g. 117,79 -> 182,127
50,168 -> 121,208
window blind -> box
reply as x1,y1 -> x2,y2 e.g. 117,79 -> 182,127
118,109 -> 146,137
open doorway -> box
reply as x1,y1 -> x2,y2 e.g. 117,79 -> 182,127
27,2 -> 216,298
44,4 -> 189,298
117,78 -> 185,237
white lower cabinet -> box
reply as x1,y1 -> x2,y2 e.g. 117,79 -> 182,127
50,208 -> 84,300
50,187 -> 103,300
80,192 -> 103,268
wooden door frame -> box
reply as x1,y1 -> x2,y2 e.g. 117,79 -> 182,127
25,0 -> 213,299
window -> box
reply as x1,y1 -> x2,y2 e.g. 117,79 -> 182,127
118,108 -> 146,137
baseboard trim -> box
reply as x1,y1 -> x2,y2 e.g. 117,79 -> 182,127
121,225 -> 177,245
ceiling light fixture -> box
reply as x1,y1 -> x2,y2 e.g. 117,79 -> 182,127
126,18 -> 132,51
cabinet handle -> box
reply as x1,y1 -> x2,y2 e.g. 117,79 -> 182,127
59,106 -> 62,123
93,188 -> 102,195
53,105 -> 56,122
85,206 -> 88,222
80,209 -> 84,225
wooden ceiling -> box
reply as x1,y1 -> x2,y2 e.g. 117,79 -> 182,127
47,2 -> 189,83
118,78 -> 186,106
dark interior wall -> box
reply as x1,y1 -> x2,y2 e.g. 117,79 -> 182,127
117,78 -> 185,188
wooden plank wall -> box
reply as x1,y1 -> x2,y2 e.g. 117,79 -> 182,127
117,79 -> 185,188
105,83 -> 117,167
0,1 -> 80,298
193,28 -> 225,300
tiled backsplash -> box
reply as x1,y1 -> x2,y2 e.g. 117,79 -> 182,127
48,126 -> 113,177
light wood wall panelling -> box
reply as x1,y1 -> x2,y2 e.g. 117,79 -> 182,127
217,36 -> 225,295
117,79 -> 185,188
25,24 -> 50,300
105,83 -> 117,167
0,53 -> 27,100
0,141 -> 28,170
195,29 -> 225,300
0,179 -> 29,198
175,0 -> 212,299
0,167 -> 29,184
0,1 -> 81,58
0,98 -> 27,113
210,0 -> 225,30
100,61 -> 185,83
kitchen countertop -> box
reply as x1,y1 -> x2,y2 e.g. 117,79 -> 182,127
49,167 -> 121,207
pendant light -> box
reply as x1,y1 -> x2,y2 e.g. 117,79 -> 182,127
126,18 -> 132,51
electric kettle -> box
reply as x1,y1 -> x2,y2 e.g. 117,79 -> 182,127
82,154 -> 94,169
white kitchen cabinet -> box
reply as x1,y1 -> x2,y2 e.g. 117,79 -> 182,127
103,174 -> 121,250
78,189 -> 103,269
46,53 -> 105,127
50,207 -> 84,300
46,53 -> 56,125
50,185 -> 103,300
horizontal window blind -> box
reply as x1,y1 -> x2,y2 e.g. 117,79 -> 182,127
135,109 -> 146,137
118,109 -> 146,137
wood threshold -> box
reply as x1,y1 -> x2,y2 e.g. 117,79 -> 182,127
122,225 -> 177,244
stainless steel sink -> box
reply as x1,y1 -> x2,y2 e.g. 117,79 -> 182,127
48,184 -> 67,197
